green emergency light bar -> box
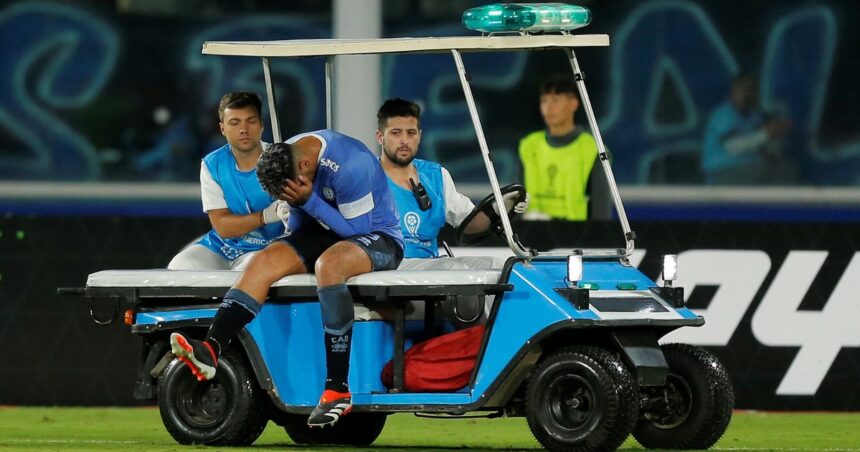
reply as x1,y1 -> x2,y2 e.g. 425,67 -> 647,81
462,3 -> 592,34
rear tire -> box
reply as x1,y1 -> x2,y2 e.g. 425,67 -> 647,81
282,412 -> 387,446
632,343 -> 733,449
158,346 -> 268,446
281,414 -> 325,445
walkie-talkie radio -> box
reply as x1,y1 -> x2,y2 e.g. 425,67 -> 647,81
409,178 -> 432,211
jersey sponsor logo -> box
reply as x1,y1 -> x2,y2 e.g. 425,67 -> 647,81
322,186 -> 335,201
320,158 -> 340,172
329,334 -> 349,353
404,211 -> 421,236
405,237 -> 432,247
219,232 -> 276,260
240,231 -> 274,247
353,234 -> 380,247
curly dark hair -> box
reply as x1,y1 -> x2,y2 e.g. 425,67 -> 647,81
256,142 -> 296,198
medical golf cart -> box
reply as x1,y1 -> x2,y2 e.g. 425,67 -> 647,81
59,5 -> 733,451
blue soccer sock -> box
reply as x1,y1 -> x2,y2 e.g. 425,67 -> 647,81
206,288 -> 261,356
318,283 -> 354,392
323,328 -> 352,392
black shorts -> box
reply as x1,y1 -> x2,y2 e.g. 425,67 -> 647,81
279,223 -> 403,273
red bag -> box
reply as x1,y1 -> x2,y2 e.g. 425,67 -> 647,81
381,325 -> 486,392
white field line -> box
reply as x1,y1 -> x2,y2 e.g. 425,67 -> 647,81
3,439 -> 859,450
713,449 -> 860,451
2,438 -> 144,445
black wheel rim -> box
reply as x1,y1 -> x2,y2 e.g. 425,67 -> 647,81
174,371 -> 231,429
644,372 -> 693,429
544,373 -> 600,434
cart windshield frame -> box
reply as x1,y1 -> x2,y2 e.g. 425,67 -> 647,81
201,33 -> 635,260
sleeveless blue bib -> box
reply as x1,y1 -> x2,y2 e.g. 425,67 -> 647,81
198,144 -> 283,260
388,159 -> 447,258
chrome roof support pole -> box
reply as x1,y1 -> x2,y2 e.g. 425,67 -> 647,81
451,49 -> 532,259
325,56 -> 334,129
261,57 -> 281,143
565,47 -> 635,256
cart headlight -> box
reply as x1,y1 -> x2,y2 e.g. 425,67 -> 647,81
567,254 -> 583,285
462,3 -> 592,34
662,254 -> 678,286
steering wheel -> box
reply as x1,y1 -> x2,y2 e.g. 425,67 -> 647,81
455,183 -> 526,246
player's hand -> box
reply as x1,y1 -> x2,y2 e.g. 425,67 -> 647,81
282,175 -> 313,206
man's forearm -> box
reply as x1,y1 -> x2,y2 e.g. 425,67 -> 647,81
302,192 -> 368,238
210,211 -> 265,238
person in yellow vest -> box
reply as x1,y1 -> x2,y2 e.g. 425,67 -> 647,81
518,74 -> 609,221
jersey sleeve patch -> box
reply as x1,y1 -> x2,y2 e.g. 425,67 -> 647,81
338,192 -> 374,219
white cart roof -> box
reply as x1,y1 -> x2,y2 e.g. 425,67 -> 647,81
202,34 -> 609,57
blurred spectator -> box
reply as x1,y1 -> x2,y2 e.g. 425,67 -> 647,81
701,74 -> 797,185
131,112 -> 196,180
518,74 -> 609,221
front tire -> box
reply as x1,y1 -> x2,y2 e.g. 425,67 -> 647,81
157,346 -> 269,446
584,345 -> 639,446
632,343 -> 733,449
525,346 -> 633,451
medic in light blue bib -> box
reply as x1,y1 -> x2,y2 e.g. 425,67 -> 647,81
198,144 -> 284,260
388,159 -> 447,258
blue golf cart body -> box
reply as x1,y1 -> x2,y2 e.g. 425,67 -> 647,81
63,19 -> 733,452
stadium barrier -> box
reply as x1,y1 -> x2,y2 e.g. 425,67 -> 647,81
1,215 -> 858,409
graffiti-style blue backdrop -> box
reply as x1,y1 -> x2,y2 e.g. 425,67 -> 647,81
1,0 -> 859,185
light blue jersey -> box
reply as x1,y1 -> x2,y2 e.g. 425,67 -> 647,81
198,144 -> 284,260
388,159 -> 447,258
288,130 -> 404,248
702,102 -> 765,173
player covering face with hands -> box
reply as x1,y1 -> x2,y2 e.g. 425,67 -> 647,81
169,131 -> 403,428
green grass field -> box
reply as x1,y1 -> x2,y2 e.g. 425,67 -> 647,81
1,407 -> 858,451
